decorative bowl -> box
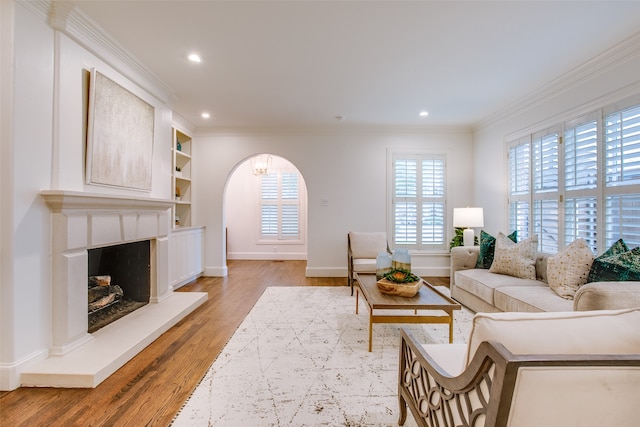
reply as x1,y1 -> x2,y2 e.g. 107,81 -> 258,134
376,278 -> 422,297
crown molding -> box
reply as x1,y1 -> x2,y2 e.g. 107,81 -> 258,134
44,0 -> 175,105
195,123 -> 472,138
473,30 -> 640,133
503,81 -> 640,142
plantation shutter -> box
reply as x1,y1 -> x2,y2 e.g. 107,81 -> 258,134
604,104 -> 640,247
260,174 -> 278,236
564,119 -> 598,251
421,159 -> 445,245
281,173 -> 299,238
532,131 -> 559,252
509,139 -> 531,240
605,104 -> 640,187
260,171 -> 300,240
393,158 -> 418,245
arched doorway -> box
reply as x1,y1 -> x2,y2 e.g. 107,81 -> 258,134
224,154 -> 308,261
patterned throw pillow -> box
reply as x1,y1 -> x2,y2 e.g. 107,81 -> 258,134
588,240 -> 640,283
489,233 -> 538,280
547,239 -> 595,300
587,239 -> 630,283
475,230 -> 518,269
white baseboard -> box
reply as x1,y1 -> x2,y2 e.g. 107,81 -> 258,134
227,252 -> 307,261
205,265 -> 449,278
305,267 -> 346,277
0,348 -> 49,391
204,266 -> 228,277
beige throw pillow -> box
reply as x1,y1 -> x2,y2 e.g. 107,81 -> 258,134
489,233 -> 538,280
547,238 -> 595,300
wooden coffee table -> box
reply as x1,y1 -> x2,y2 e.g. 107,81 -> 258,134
354,273 -> 461,352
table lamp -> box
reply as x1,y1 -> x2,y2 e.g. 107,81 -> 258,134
453,207 -> 484,247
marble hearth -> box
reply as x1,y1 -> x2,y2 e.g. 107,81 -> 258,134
21,191 -> 207,388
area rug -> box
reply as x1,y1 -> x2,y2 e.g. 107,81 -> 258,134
171,286 -> 473,427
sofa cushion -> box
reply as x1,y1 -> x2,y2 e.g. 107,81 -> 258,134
535,253 -> 550,283
455,269 -> 546,305
352,258 -> 376,273
547,238 -> 595,299
588,246 -> 640,283
489,233 -> 538,280
421,343 -> 468,377
494,285 -> 574,312
464,308 -> 640,366
587,238 -> 629,282
475,230 -> 517,269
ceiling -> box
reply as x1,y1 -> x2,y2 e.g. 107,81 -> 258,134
72,1 -> 640,130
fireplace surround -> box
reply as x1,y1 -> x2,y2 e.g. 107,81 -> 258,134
22,191 -> 207,388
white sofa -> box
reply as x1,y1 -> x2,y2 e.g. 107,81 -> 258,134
450,246 -> 640,313
398,308 -> 640,427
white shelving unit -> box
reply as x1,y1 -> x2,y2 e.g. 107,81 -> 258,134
172,128 -> 192,227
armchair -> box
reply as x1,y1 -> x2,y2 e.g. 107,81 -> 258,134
398,308 -> 640,427
347,231 -> 390,295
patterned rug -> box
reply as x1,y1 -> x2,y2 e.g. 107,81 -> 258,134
171,286 -> 474,427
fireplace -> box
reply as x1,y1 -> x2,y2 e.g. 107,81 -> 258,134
87,240 -> 151,333
25,191 -> 207,388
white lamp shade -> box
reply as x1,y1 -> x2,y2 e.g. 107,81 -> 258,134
453,207 -> 484,228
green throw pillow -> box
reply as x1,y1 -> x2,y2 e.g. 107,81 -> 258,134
587,239 -> 640,282
476,230 -> 518,269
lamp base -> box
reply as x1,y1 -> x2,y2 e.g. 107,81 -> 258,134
463,228 -> 475,247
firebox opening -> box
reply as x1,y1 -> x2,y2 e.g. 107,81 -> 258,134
87,240 -> 151,333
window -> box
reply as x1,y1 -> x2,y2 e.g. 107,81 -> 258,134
508,98 -> 640,254
260,170 -> 300,240
390,153 -> 446,250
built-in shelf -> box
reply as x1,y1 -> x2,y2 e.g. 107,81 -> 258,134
172,128 -> 192,227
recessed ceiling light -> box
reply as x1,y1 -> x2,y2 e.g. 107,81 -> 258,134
201,112 -> 210,119
419,111 -> 429,117
188,53 -> 201,63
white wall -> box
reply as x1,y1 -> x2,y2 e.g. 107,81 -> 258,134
0,1 -> 175,390
226,155 -> 308,260
473,33 -> 640,237
193,128 -> 474,277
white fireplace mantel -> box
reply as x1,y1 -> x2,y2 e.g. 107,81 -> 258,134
40,190 -> 175,212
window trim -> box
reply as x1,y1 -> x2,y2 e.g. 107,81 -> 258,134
387,149 -> 448,252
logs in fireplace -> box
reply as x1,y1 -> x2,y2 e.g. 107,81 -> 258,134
87,274 -> 147,333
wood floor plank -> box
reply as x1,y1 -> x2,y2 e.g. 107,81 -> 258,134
0,260 -> 447,426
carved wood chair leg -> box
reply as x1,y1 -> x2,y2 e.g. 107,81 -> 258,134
398,394 -> 407,426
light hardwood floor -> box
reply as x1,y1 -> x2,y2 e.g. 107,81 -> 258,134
0,260 -> 448,426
